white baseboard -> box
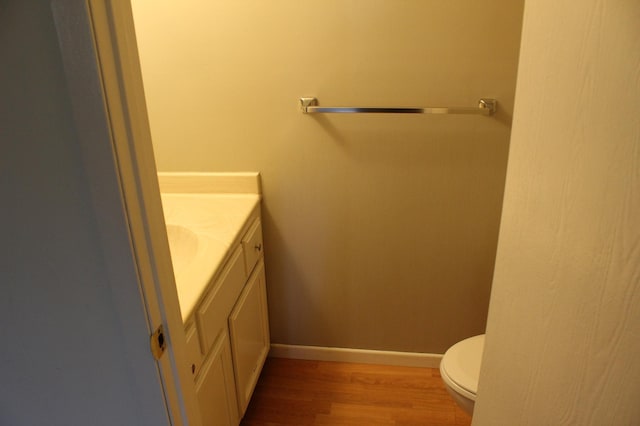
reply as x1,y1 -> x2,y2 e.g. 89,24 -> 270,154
269,344 -> 442,368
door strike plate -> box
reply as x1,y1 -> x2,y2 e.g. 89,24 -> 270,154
151,324 -> 167,360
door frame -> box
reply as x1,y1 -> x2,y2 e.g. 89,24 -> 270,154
52,1 -> 201,424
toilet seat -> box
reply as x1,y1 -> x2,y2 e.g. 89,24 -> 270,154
440,334 -> 485,401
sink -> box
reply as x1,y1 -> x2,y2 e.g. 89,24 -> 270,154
166,224 -> 199,276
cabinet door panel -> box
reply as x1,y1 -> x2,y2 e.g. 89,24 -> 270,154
229,260 -> 270,416
195,330 -> 238,426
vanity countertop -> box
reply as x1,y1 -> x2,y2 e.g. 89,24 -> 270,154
161,193 -> 260,322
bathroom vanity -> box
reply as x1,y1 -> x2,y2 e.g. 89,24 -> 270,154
159,173 -> 269,426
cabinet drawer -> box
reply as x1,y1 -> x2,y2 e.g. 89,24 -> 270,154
242,218 -> 263,275
184,320 -> 202,379
197,245 -> 246,354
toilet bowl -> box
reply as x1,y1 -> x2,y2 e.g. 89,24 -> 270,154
439,334 -> 485,415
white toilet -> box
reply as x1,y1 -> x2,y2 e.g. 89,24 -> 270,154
439,334 -> 485,415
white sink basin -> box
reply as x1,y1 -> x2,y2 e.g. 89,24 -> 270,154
166,224 -> 199,276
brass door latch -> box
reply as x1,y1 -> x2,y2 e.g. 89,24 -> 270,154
150,324 -> 167,360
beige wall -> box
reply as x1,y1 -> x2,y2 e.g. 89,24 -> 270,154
474,0 -> 640,424
132,1 -> 523,353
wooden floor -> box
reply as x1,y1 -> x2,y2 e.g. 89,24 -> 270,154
241,357 -> 472,426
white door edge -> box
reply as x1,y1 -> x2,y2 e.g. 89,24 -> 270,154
51,1 -> 201,425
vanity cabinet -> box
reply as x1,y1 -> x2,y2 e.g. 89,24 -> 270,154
185,213 -> 269,425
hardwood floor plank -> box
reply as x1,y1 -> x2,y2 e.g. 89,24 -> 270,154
241,357 -> 472,426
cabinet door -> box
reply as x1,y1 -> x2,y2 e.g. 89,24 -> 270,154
195,329 -> 238,426
229,260 -> 270,416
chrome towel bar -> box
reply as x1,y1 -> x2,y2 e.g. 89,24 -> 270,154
299,97 -> 497,116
